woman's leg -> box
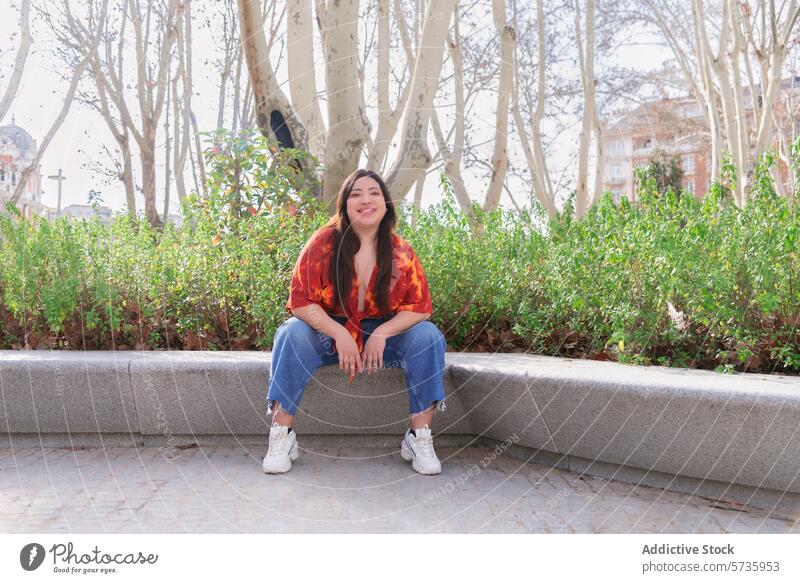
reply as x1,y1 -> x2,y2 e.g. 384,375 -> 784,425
383,320 -> 447,429
267,316 -> 340,426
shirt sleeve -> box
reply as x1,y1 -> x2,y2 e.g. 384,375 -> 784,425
285,231 -> 325,313
395,247 -> 433,315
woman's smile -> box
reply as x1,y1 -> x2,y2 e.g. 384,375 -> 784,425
346,175 -> 386,226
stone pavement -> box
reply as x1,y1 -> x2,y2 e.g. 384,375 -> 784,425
0,440 -> 797,534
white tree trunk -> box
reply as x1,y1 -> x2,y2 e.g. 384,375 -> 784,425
642,0 -> 721,183
753,47 -> 787,169
752,1 -> 800,179
410,174 -> 425,228
120,132 -> 136,216
321,0 -> 372,206
287,0 -> 326,160
238,0 -> 310,156
164,71 -> 172,222
385,0 -> 455,204
698,0 -> 745,202
689,0 -> 723,182
429,6 -> 474,219
512,0 -> 556,217
728,0 -> 751,199
483,0 -> 515,212
367,0 -> 413,172
592,109 -> 604,206
172,1 -> 192,203
574,0 -> 595,218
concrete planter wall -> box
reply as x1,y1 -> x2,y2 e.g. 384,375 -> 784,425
1,350 -> 799,518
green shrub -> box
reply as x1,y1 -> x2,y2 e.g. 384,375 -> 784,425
0,132 -> 798,376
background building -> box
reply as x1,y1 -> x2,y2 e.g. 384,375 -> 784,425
62,203 -> 114,224
602,77 -> 800,202
602,98 -> 711,203
0,116 -> 45,218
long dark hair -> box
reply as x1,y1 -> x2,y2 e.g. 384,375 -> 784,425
321,169 -> 397,318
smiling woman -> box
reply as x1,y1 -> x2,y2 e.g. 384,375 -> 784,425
262,168 -> 447,476
285,216 -> 433,353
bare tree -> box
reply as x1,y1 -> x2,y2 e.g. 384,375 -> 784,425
170,0 -> 197,204
638,0 -> 723,180
212,1 -> 239,132
429,3 -> 474,218
239,0 -> 454,210
511,0 -> 557,217
11,1 -> 109,205
384,0 -> 456,203
504,0 -> 621,217
238,0 -> 311,168
52,0 -> 183,224
59,1 -> 137,216
125,0 -> 180,225
320,0 -> 372,199
482,0 -> 515,212
574,0 -> 596,218
640,0 -> 800,205
287,0 -> 326,159
0,0 -> 32,123
744,0 -> 800,195
366,0 -> 413,173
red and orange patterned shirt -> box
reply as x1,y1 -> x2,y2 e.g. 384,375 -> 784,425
285,227 -> 433,352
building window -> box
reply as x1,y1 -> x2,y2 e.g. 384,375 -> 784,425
11,171 -> 16,185
682,154 -> 695,173
610,164 -> 623,181
608,139 -> 624,156
0,169 -> 4,182
685,179 -> 695,194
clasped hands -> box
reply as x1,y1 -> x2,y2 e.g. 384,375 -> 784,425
335,326 -> 386,381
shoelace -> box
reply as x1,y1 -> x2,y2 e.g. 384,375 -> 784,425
269,427 -> 291,456
414,431 -> 435,458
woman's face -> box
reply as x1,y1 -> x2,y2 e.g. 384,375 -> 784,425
346,175 -> 387,229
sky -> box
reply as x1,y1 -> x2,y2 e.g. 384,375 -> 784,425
0,2 -> 671,216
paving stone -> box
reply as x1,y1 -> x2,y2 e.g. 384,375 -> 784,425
0,443 -> 794,534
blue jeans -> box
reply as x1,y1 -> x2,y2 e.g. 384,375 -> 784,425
267,315 -> 447,417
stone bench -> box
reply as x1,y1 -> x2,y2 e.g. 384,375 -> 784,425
1,350 -> 799,518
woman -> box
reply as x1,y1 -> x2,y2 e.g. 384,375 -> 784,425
263,169 -> 447,475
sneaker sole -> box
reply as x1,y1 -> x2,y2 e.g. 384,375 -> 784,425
263,440 -> 299,474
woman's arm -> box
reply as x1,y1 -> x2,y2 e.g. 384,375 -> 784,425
291,303 -> 349,341
285,229 -> 348,340
371,241 -> 434,338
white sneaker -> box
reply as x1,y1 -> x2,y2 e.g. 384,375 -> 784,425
400,424 -> 441,475
262,422 -> 299,474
